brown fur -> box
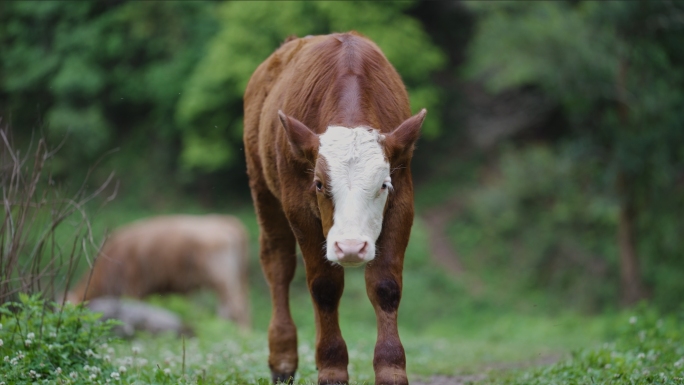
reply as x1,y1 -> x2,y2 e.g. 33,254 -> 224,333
67,215 -> 250,329
244,32 -> 424,385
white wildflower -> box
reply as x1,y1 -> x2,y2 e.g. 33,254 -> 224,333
110,372 -> 120,380
3,356 -> 8,362
89,373 -> 97,380
0,323 -> 3,329
69,372 -> 78,379
637,353 -> 646,359
55,367 -> 62,375
29,370 -> 37,378
84,365 -> 91,371
163,368 -> 171,375
25,339 -> 32,347
131,346 -> 141,355
0,339 -> 3,347
27,332 -> 35,339
675,358 -> 684,367
629,316 -> 637,324
118,366 -> 127,373
85,349 -> 95,357
49,332 -> 57,338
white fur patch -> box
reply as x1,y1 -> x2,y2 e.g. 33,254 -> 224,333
318,126 -> 391,266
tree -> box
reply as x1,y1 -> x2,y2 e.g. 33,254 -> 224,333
176,1 -> 446,172
1,2 -> 445,199
0,1 -> 217,193
464,1 -> 684,307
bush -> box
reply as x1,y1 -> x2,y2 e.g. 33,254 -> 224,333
1,123 -> 114,304
0,294 -> 121,384
502,307 -> 684,384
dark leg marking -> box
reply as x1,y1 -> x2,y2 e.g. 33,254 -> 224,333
311,276 -> 343,312
375,279 -> 401,312
373,339 -> 406,368
317,337 -> 348,369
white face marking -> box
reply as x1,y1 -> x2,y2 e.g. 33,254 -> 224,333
318,125 -> 391,266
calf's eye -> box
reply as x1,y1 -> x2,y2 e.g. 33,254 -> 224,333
381,183 -> 388,190
315,180 -> 323,192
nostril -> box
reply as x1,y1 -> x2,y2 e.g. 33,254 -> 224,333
334,242 -> 344,258
358,241 -> 368,256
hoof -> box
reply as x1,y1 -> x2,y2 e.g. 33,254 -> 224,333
375,367 -> 408,385
271,371 -> 295,384
318,368 -> 349,384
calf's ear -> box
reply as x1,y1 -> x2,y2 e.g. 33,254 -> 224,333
385,109 -> 427,162
278,110 -> 319,160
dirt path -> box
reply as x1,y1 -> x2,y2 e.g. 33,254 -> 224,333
412,374 -> 487,385
420,196 -> 484,295
411,353 -> 562,384
421,199 -> 465,276
418,200 -> 565,384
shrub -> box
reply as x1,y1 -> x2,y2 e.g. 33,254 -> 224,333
1,123 -> 115,304
502,307 -> 684,384
0,294 -> 121,384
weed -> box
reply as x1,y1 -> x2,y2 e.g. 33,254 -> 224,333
500,306 -> 684,384
0,294 -> 120,384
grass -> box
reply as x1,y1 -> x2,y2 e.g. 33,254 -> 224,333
495,307 -> 684,384
0,144 -> 623,384
26,198 -> 614,384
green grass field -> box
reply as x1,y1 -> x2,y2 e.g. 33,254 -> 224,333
10,197 -> 680,384
47,200 -> 616,384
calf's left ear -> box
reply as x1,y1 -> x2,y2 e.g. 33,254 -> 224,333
385,109 -> 427,162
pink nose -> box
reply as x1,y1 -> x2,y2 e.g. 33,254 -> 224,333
334,239 -> 368,263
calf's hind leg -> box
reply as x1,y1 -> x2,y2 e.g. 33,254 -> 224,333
254,190 -> 299,384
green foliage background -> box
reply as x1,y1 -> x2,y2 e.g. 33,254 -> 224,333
462,1 -> 684,310
2,0 -> 684,330
3,2 -> 684,383
177,1 -> 444,172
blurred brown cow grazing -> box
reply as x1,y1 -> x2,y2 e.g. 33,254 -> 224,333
67,215 -> 250,329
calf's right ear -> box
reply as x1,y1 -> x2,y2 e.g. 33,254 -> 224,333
385,108 -> 427,162
278,110 -> 319,161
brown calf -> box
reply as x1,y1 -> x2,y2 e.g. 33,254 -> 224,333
67,215 -> 250,329
244,32 -> 426,385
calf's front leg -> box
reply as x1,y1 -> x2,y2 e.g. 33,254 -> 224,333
365,264 -> 408,385
301,241 -> 349,385
365,187 -> 413,385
